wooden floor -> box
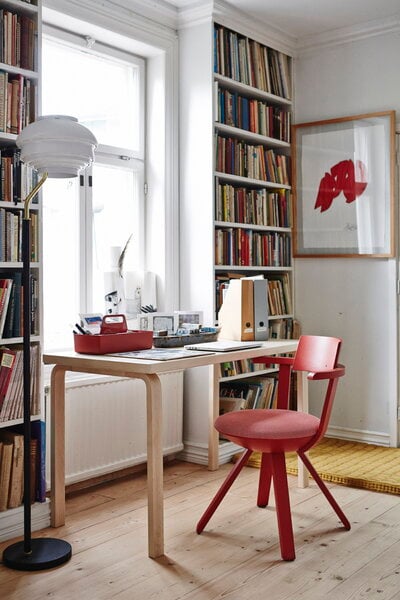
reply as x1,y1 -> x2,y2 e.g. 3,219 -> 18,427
1,460 -> 400,599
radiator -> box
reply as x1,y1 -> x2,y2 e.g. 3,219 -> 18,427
45,372 -> 183,485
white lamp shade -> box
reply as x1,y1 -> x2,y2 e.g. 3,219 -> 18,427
16,115 -> 98,178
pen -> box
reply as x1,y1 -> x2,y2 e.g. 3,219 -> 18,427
75,323 -> 90,335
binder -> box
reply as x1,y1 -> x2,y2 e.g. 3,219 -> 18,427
218,279 -> 255,341
253,278 -> 269,341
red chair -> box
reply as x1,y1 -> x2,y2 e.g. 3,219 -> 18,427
196,335 -> 350,561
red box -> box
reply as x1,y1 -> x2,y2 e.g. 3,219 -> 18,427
74,330 -> 153,354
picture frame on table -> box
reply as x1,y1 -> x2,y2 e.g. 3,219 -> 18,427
138,312 -> 176,334
292,111 -> 395,258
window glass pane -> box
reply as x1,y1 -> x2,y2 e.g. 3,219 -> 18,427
92,163 -> 142,315
42,178 -> 80,350
42,36 -> 141,152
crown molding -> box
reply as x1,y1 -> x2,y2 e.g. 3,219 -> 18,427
297,13 -> 400,56
176,0 -> 296,56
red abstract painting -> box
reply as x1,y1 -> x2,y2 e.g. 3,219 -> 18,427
315,159 -> 368,212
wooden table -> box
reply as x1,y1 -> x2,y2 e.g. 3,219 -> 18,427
44,340 -> 304,558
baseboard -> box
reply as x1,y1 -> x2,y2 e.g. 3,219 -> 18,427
326,425 -> 392,446
0,499 -> 50,542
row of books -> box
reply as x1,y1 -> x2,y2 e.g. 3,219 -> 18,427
0,422 -> 46,511
0,274 -> 39,339
214,24 -> 291,99
220,375 -> 279,417
0,10 -> 37,71
215,135 -> 290,185
268,274 -> 292,316
215,273 -> 292,317
0,71 -> 36,135
215,227 -> 291,267
0,345 -> 40,422
219,358 -> 271,378
216,86 -> 291,142
0,208 -> 39,262
0,148 -> 39,203
215,184 -> 291,228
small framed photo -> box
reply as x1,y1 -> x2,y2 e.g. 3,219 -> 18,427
174,311 -> 204,329
138,312 -> 176,334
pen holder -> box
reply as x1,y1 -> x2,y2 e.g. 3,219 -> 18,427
74,314 -> 153,354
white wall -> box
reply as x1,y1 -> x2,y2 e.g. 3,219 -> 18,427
294,31 -> 400,445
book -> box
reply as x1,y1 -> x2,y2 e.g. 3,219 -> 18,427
31,420 -> 46,502
0,429 -> 24,508
0,440 -> 12,511
0,278 -> 13,336
0,347 -> 16,413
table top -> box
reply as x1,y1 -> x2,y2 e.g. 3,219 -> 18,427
43,339 -> 298,376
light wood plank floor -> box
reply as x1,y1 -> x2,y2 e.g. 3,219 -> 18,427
1,460 -> 400,600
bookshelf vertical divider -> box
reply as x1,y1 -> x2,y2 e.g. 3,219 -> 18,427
0,0 -> 49,542
179,16 -> 295,465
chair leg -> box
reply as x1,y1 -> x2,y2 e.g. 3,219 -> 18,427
196,449 -> 252,534
271,452 -> 295,561
298,450 -> 351,530
257,453 -> 272,507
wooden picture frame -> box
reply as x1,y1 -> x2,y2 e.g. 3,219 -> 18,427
292,111 -> 395,257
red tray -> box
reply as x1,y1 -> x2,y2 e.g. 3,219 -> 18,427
74,329 -> 153,354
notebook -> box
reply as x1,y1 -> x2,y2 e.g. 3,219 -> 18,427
184,340 -> 263,352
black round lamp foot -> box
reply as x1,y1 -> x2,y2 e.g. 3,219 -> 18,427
3,538 -> 72,571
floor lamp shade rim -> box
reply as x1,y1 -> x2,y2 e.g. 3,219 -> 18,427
17,114 -> 98,177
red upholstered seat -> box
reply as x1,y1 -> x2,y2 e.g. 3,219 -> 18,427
215,409 -> 320,453
196,335 -> 350,561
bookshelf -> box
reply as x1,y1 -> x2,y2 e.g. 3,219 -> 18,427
179,18 -> 295,464
0,0 -> 48,541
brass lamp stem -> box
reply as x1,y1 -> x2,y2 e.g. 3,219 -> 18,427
24,172 -> 48,219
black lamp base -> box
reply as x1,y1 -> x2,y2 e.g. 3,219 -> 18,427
3,538 -> 72,571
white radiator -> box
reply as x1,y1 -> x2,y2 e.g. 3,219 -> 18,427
45,372 -> 183,485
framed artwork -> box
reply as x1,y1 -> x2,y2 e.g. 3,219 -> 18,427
138,312 -> 176,334
292,111 -> 395,257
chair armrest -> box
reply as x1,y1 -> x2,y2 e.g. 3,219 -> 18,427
307,364 -> 345,380
252,356 -> 294,366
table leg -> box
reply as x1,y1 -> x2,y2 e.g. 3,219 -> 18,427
50,365 -> 67,527
208,364 -> 220,471
297,370 -> 309,488
143,373 -> 164,558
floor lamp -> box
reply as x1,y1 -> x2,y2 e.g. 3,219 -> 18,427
2,115 -> 97,571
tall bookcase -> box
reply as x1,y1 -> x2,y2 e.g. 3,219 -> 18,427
179,17 -> 295,464
0,0 -> 48,541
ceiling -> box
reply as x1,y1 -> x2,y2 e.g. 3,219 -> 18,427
167,0 -> 400,39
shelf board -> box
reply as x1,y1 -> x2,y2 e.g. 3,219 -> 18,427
0,335 -> 40,344
215,171 -> 291,190
0,201 -> 39,210
0,414 -> 41,429
214,265 -> 292,272
215,122 -> 290,149
215,220 -> 291,233
0,262 -> 39,268
214,73 -> 292,106
220,368 -> 277,382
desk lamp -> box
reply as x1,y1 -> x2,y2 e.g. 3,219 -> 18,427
2,115 -> 97,571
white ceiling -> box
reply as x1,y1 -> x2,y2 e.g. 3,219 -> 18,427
167,0 -> 400,39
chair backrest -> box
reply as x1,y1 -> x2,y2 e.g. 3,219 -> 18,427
293,335 -> 341,373
293,335 -> 344,450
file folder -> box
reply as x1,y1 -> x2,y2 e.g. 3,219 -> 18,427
218,278 -> 255,341
253,278 -> 269,341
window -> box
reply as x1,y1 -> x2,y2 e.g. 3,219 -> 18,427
41,31 -> 145,351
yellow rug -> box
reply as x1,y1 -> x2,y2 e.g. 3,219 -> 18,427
248,438 -> 400,495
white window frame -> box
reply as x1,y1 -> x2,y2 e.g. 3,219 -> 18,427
41,25 -> 146,354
